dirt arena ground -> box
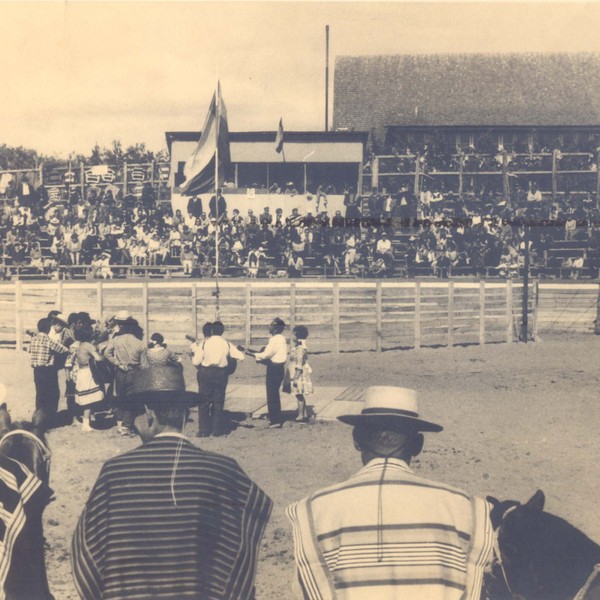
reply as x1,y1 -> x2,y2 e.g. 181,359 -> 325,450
1,333 -> 598,599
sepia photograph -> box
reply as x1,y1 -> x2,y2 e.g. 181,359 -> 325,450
0,1 -> 599,598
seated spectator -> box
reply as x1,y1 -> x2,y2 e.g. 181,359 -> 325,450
375,231 -> 394,269
332,210 -> 345,229
180,244 -> 196,275
287,251 -> 304,278
260,207 -> 273,226
246,246 -> 267,278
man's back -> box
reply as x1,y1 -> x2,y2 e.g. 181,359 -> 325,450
73,435 -> 272,600
288,458 -> 492,600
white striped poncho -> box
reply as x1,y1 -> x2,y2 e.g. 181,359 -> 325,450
287,458 -> 493,600
72,434 -> 272,600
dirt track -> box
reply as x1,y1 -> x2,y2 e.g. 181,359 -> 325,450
1,333 -> 599,599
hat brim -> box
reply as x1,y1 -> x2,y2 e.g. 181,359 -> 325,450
116,390 -> 199,409
337,413 -> 443,432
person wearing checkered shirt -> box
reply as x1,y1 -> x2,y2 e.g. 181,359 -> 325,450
29,317 -> 68,424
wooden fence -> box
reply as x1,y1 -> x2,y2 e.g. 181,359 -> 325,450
0,279 -> 563,353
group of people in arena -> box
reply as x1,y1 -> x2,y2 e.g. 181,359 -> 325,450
1,176 -> 600,279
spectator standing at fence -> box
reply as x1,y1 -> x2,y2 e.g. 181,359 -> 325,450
29,317 -> 69,425
254,318 -> 288,428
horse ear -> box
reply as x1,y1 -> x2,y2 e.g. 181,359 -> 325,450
31,409 -> 49,438
487,496 -> 504,529
525,489 -> 545,511
0,403 -> 6,411
487,495 -> 499,509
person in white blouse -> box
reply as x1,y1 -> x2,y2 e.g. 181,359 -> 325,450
254,318 -> 288,428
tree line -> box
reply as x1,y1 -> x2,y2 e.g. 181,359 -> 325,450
0,141 -> 169,171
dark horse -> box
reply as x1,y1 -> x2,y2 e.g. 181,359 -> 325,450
0,404 -> 54,600
485,490 -> 600,600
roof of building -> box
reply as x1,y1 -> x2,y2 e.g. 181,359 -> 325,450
333,53 -> 600,134
165,130 -> 368,153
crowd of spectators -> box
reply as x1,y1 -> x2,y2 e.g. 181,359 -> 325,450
1,171 -> 600,280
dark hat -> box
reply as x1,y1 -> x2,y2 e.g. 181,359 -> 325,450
77,311 -> 96,325
337,386 -> 442,432
271,317 -> 285,328
123,365 -> 198,408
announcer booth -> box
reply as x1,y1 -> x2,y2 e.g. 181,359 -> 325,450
166,130 -> 368,216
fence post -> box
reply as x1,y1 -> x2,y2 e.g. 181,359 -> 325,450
372,156 -> 379,191
596,148 -> 600,211
532,279 -> 539,341
142,281 -> 149,342
479,280 -> 486,345
57,278 -> 63,313
191,282 -> 198,341
15,280 -> 22,352
96,281 -> 103,324
506,279 -> 513,343
375,281 -> 382,352
552,149 -> 558,202
290,283 -> 296,347
414,153 -> 421,196
448,281 -> 455,347
414,281 -> 421,349
458,153 -> 464,200
332,282 -> 340,354
502,150 -> 510,204
245,283 -> 251,348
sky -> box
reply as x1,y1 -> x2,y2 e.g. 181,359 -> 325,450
3,1 -> 600,157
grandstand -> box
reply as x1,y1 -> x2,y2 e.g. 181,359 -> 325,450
1,52 -> 599,281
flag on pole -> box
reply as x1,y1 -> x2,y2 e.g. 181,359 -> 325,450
275,118 -> 284,154
179,82 -> 230,196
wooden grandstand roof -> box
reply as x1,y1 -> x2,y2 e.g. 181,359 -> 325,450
333,53 -> 600,134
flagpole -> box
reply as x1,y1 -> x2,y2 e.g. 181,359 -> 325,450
214,81 -> 221,320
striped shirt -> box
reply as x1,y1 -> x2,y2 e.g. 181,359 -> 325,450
287,458 -> 493,600
72,434 -> 272,600
0,454 -> 46,598
28,333 -> 68,368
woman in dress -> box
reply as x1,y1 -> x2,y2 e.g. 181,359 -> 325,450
74,326 -> 105,432
141,333 -> 181,368
289,325 -> 313,424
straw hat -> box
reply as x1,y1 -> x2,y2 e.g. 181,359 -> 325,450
52,313 -> 69,326
338,386 -> 443,432
114,310 -> 130,322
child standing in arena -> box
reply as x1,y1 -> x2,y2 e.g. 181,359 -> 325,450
289,325 -> 313,424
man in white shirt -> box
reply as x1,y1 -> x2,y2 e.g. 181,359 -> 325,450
254,318 -> 288,428
375,231 -> 394,270
191,321 -> 244,437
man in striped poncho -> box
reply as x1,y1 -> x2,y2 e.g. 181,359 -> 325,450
72,365 -> 272,600
287,386 -> 494,600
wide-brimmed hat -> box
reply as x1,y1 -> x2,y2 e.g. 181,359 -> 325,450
52,312 -> 69,326
123,365 -> 198,407
114,310 -> 130,322
337,386 -> 443,432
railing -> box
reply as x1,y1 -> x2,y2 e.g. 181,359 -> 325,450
0,262 -> 598,282
365,151 -> 600,204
